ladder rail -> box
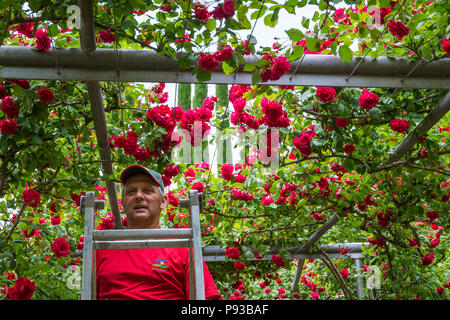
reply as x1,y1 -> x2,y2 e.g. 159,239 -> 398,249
80,190 -> 206,300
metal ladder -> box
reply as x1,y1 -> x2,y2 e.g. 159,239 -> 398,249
79,189 -> 205,300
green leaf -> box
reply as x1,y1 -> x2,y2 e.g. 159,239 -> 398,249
196,68 -> 212,83
285,28 -> 304,42
338,45 -> 353,63
306,38 -> 319,52
289,45 -> 304,62
343,158 -> 355,171
205,19 -> 216,31
222,60 -> 236,76
31,135 -> 43,145
252,70 -> 262,85
263,14 -> 277,27
243,63 -> 256,72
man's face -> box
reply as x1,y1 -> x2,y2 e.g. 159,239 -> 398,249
122,173 -> 167,229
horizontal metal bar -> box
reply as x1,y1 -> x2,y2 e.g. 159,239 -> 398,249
94,239 -> 191,249
1,47 -> 449,88
93,228 -> 193,241
201,243 -> 367,262
203,253 -> 363,262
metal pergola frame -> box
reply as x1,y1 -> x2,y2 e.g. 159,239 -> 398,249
2,0 -> 449,300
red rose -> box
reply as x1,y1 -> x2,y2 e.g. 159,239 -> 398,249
6,277 -> 35,300
316,87 -> 336,103
0,119 -> 18,135
97,214 -> 115,230
335,117 -> 349,128
195,106 -> 213,122
132,147 -> 150,161
390,119 -> 410,133
272,254 -> 285,268
163,163 -> 179,178
22,188 -> 41,207
51,237 -> 71,258
426,210 -> 439,220
387,21 -> 410,40
343,144 -> 355,154
340,268 -> 349,278
199,53 -> 219,71
232,98 -> 246,113
214,45 -> 234,62
36,88 -> 55,103
1,96 -> 19,119
437,286 -> 444,296
223,0 -> 235,17
270,56 -> 291,80
421,253 -> 435,266
442,39 -> 450,55
192,181 -> 205,193
261,97 -> 283,120
193,3 -> 210,21
50,216 -> 61,226
225,247 -> 241,260
233,261 -> 245,271
35,29 -> 51,51
9,79 -> 30,90
98,29 -> 115,43
221,163 -> 234,181
359,89 -> 379,110
298,143 -> 312,156
0,84 -> 7,99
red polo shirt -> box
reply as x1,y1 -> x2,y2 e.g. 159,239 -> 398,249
96,247 -> 221,300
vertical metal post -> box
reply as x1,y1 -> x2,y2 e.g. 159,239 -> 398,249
189,190 -> 205,300
354,258 -> 364,300
291,259 -> 305,293
81,191 -> 96,300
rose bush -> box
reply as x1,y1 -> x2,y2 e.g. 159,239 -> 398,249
0,0 -> 449,301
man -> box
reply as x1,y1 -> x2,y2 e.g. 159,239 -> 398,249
95,164 -> 221,300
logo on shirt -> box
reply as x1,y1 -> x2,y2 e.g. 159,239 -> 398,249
150,258 -> 169,271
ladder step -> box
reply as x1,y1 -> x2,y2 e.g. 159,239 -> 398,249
93,228 -> 193,241
94,239 -> 191,250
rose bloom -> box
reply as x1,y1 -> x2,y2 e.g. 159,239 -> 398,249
6,277 -> 35,300
1,96 -> 19,119
35,29 -> 51,51
0,119 -> 18,135
98,29 -> 115,43
233,261 -> 245,271
214,45 -> 234,62
442,38 -> 450,55
193,3 -> 210,21
22,188 -> 41,207
51,237 -> 71,258
387,21 -> 410,41
199,53 -> 219,71
335,117 -> 349,128
270,56 -> 291,81
222,0 -> 235,18
421,253 -> 435,266
298,143 -> 312,156
221,163 -> 234,181
343,144 -> 355,154
390,119 -> 410,133
316,87 -> 337,103
426,210 -> 439,220
191,181 -> 205,193
36,88 -> 55,103
359,89 -> 379,110
340,268 -> 349,278
225,247 -> 241,260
